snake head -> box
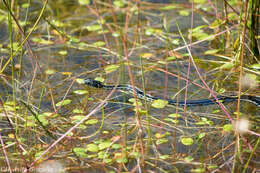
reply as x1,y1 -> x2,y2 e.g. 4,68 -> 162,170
84,78 -> 104,88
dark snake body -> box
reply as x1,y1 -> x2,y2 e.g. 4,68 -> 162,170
84,78 -> 260,107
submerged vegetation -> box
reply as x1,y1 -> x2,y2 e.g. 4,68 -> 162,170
0,0 -> 259,172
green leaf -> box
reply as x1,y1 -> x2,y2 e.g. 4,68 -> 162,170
45,69 -> 56,75
184,155 -> 194,162
179,10 -> 190,16
98,140 -> 112,150
71,115 -> 86,123
58,50 -> 68,55
56,99 -> 72,107
220,62 -> 234,70
191,168 -> 206,173
78,0 -> 90,5
85,119 -> 98,125
159,154 -> 170,159
181,137 -> 194,146
140,53 -> 153,59
151,99 -> 168,109
86,144 -> 99,152
112,32 -> 120,37
112,144 -> 122,149
250,63 -> 260,70
86,24 -> 102,31
156,138 -> 168,145
194,0 -> 207,4
160,5 -> 178,10
197,132 -> 206,139
73,90 -> 88,95
113,0 -> 126,8
223,124 -> 234,132
128,98 -> 143,106
164,118 -> 179,124
204,49 -> 219,55
105,64 -> 119,73
76,78 -> 85,84
38,114 -> 49,126
168,113 -> 181,118
145,28 -> 155,35
93,41 -> 105,47
73,147 -> 88,157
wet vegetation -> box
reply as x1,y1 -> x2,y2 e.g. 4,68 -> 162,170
0,0 -> 259,172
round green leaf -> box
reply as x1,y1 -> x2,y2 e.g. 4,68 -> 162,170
78,0 -> 90,5
86,144 -> 99,152
223,124 -> 234,132
73,147 -> 88,157
56,99 -> 71,107
73,90 -> 88,95
105,64 -> 119,73
151,99 -> 168,109
181,137 -> 194,146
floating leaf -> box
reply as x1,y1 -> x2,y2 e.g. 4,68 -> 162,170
113,0 -> 126,8
38,114 -> 49,126
78,0 -> 90,5
45,69 -> 56,75
223,124 -> 234,132
86,25 -> 102,31
160,5 -> 178,10
155,132 -> 170,139
98,140 -> 112,150
98,150 -> 110,159
159,155 -> 170,159
212,109 -> 220,113
168,113 -> 181,118
72,109 -> 84,114
156,138 -> 168,145
112,32 -> 120,37
112,144 -> 122,149
208,164 -> 218,169
129,98 -> 142,106
61,72 -> 72,76
56,99 -> 71,107
93,41 -> 105,47
94,77 -> 104,82
179,10 -> 190,16
191,168 -> 205,173
73,147 -> 88,157
197,132 -> 206,139
181,137 -> 194,146
204,49 -> 219,55
250,63 -> 260,70
184,155 -> 194,162
73,90 -> 88,95
22,3 -> 30,8
58,50 -> 67,55
164,118 -> 179,124
105,64 -> 119,73
145,28 -> 155,35
151,99 -> 168,109
220,62 -> 234,70
69,37 -> 80,43
86,144 -> 99,152
171,39 -> 180,45
76,78 -> 85,84
140,53 -> 153,59
194,0 -> 207,4
85,119 -> 98,125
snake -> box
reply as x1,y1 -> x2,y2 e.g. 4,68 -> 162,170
83,78 -> 260,108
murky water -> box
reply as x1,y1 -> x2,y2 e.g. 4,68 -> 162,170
0,0 -> 259,172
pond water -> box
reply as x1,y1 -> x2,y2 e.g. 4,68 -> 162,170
0,0 -> 259,172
